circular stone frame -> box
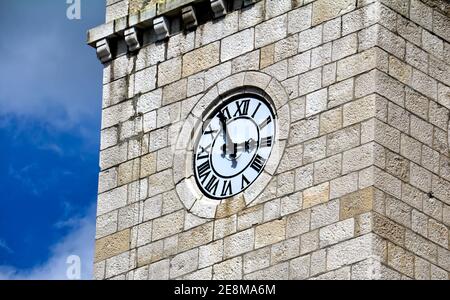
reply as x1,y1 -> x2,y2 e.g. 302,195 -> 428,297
173,71 -> 291,219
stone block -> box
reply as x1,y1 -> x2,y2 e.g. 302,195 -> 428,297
290,116 -> 320,145
340,187 -> 374,219
255,219 -> 286,248
327,234 -> 376,271
199,240 -> 224,268
223,228 -> 254,259
319,107 -> 342,135
195,11 -> 238,46
428,219 -> 448,248
244,262 -> 289,280
411,69 -> 438,100
410,163 -> 432,193
385,150 -> 410,181
342,3 -> 379,35
406,43 -> 428,73
373,213 -> 405,245
298,25 -> 323,52
342,143 -> 374,174
287,4 -> 312,34
289,255 -> 310,279
213,257 -> 242,280
237,205 -> 263,231
303,183 -> 329,209
214,215 -> 237,240
221,28 -> 254,61
288,52 -> 311,77
311,43 -> 332,69
178,222 -> 214,252
158,57 -> 182,86
298,68 -> 322,96
170,248 -> 199,279
306,88 -> 328,117
134,66 -> 157,95
303,136 -> 326,164
105,252 -> 130,279
314,154 -> 342,184
182,42 -> 220,77
311,200 -> 339,230
255,15 -> 287,48
330,172 -> 358,199
332,33 -> 357,61
405,230 -> 437,263
387,242 -> 414,278
319,218 -> 355,247
98,185 -> 128,216
271,237 -> 300,264
152,210 -> 184,241
337,48 -> 384,81
312,0 -> 355,26
243,248 -> 270,274
344,94 -> 379,127
95,229 -> 130,262
327,125 -> 361,155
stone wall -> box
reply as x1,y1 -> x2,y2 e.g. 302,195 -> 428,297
92,0 -> 450,280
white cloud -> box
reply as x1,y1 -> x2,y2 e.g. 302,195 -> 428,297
0,1 -> 103,134
0,205 -> 95,280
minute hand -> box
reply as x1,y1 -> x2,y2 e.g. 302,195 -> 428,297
218,111 -> 236,157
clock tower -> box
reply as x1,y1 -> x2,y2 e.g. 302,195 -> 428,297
90,0 -> 450,280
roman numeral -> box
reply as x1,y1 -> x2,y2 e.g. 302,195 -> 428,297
252,103 -> 261,118
197,144 -> 211,160
258,116 -> 272,130
241,175 -> 250,189
260,136 -> 273,148
197,160 -> 211,184
204,124 -> 218,139
221,180 -> 233,197
221,107 -> 231,120
205,175 -> 219,195
251,155 -> 266,173
233,100 -> 250,117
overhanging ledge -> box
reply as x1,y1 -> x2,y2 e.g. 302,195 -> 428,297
87,0 -> 261,63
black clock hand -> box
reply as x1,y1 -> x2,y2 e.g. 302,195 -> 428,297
233,138 -> 258,153
245,138 -> 258,152
218,111 -> 227,145
217,111 -> 235,157
218,111 -> 238,158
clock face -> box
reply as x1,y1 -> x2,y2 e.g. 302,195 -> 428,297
193,95 -> 276,200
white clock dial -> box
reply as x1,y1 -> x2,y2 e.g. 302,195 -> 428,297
193,95 -> 276,200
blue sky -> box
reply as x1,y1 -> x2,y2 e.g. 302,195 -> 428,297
0,0 -> 105,279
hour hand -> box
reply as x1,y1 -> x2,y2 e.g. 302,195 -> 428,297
218,111 -> 227,133
235,139 -> 257,153
217,111 -> 228,156
245,138 -> 257,152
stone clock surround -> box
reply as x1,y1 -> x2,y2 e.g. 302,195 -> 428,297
174,71 -> 291,219
92,0 -> 450,280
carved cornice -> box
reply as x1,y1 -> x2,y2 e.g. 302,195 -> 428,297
87,0 -> 262,63
182,5 -> 198,30
96,39 -> 112,63
124,27 -> 141,52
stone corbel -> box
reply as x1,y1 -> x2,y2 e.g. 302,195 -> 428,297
124,27 -> 141,52
210,0 -> 227,18
182,6 -> 198,30
96,39 -> 112,63
153,16 -> 170,41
